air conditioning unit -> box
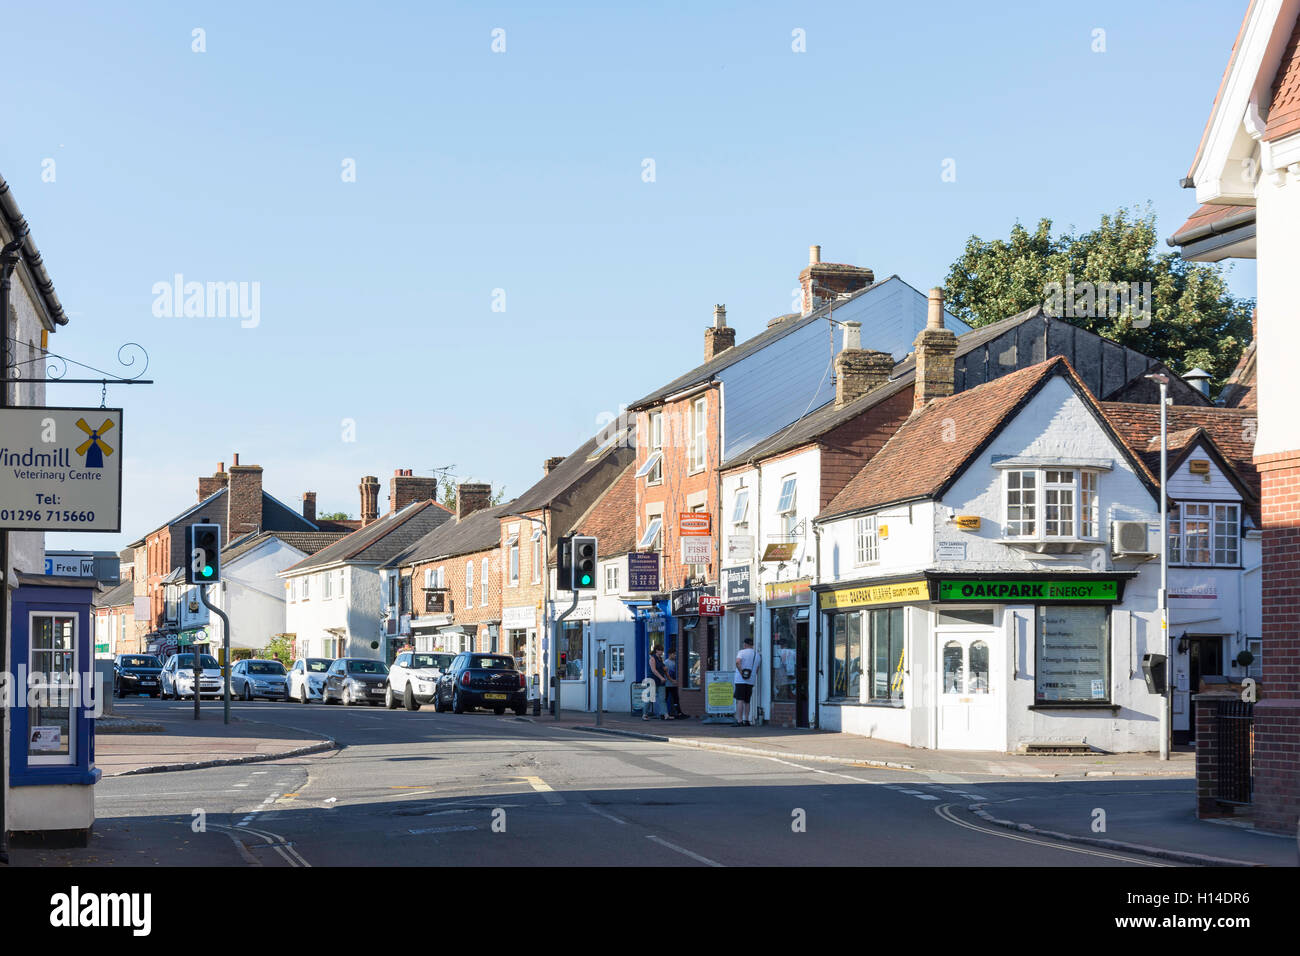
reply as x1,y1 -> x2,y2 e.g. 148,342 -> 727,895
1112,520 -> 1153,556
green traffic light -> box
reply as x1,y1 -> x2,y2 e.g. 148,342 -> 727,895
202,566 -> 213,578
580,574 -> 592,586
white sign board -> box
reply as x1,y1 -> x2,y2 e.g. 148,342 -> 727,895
45,555 -> 96,577
705,670 -> 735,714
681,537 -> 712,564
936,541 -> 967,561
29,726 -> 62,751
727,535 -> 754,563
0,407 -> 123,531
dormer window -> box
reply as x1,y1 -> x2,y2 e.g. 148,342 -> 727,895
1169,502 -> 1239,567
1001,466 -> 1103,543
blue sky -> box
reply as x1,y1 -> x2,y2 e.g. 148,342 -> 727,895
1,0 -> 1255,553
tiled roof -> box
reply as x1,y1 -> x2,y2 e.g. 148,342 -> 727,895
126,486 -> 320,547
93,580 -> 136,608
1220,340 -> 1256,409
1100,402 -> 1260,513
1167,203 -> 1256,246
283,499 -> 455,573
1265,12 -> 1300,141
572,464 -> 636,558
509,423 -> 636,514
383,501 -> 517,568
222,530 -> 353,565
819,358 -> 1135,520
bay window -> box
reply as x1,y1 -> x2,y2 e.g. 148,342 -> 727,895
1170,502 -> 1239,567
1003,467 -> 1102,541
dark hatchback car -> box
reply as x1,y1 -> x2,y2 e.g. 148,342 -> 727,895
433,653 -> 527,715
321,657 -> 389,706
114,654 -> 163,697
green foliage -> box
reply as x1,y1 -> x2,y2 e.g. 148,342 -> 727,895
318,511 -> 351,520
942,206 -> 1254,391
438,477 -> 508,511
260,633 -> 294,665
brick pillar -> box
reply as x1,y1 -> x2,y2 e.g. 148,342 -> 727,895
359,476 -> 379,527
704,304 -> 736,361
912,288 -> 957,411
1251,451 -> 1300,833
1194,696 -> 1223,818
226,460 -> 263,543
302,491 -> 317,523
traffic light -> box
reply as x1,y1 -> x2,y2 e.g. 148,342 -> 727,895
572,535 -> 597,591
187,523 -> 222,585
556,536 -> 574,591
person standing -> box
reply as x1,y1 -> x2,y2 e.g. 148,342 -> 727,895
733,637 -> 760,726
645,645 -> 668,720
665,648 -> 684,718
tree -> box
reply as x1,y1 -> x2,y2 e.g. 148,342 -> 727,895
318,511 -> 351,520
438,478 -> 508,512
942,206 -> 1254,391
260,633 -> 294,664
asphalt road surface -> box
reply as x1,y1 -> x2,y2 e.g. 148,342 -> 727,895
29,697 -> 1190,867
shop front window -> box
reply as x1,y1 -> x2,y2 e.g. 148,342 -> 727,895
29,613 -> 77,763
869,606 -> 905,703
771,607 -> 801,702
1036,605 -> 1109,703
677,619 -> 703,689
829,610 -> 862,700
562,622 -> 584,680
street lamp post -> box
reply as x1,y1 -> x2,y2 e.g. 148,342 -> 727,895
1145,373 -> 1171,760
503,511 -> 550,718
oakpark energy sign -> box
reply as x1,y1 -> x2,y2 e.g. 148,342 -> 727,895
937,578 -> 1121,602
0,407 -> 123,532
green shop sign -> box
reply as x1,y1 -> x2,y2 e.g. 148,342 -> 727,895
938,579 -> 1119,602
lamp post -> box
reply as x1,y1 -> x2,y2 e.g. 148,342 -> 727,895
1145,373 -> 1170,760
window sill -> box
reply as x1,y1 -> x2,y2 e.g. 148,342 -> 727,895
1029,702 -> 1118,711
997,539 -> 1105,554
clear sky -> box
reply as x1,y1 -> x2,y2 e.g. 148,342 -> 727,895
1,0 -> 1255,554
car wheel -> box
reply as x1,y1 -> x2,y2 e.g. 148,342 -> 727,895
493,706 -> 505,715
404,685 -> 419,712
299,684 -> 310,704
343,686 -> 353,706
243,683 -> 253,702
452,688 -> 465,714
385,686 -> 397,709
514,704 -> 527,717
431,688 -> 442,713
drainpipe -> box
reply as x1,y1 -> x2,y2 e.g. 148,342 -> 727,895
813,520 -> 822,730
1,235 -> 25,864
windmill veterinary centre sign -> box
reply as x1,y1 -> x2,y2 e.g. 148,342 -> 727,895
0,408 -> 123,532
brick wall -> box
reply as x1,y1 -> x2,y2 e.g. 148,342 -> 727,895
818,386 -> 916,509
227,464 -> 263,541
1250,450 -> 1300,833
412,547 -> 504,651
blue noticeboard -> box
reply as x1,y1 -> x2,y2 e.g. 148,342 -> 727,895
627,552 -> 660,592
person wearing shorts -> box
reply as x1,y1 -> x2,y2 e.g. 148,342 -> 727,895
733,637 -> 759,726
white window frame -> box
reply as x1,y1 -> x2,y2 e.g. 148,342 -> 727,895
506,527 -> 520,586
690,397 -> 707,473
531,529 -> 542,585
482,557 -> 489,605
1170,501 -> 1239,567
605,563 -> 620,594
645,412 -> 664,484
465,560 -> 474,608
1002,468 -> 1102,542
28,611 -> 77,766
638,515 -> 663,551
732,489 -> 749,525
855,515 -> 879,566
302,575 -> 311,601
609,644 -> 626,681
323,570 -> 333,600
778,476 -> 798,537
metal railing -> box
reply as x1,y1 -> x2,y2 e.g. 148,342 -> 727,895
1214,699 -> 1254,805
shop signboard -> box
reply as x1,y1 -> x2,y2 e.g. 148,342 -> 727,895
0,407 -> 124,531
670,586 -> 715,616
761,542 -> 797,563
627,552 -> 661,592
727,535 -> 754,563
705,670 -> 735,714
937,578 -> 1120,603
820,579 -> 929,611
681,536 -> 712,564
764,577 -> 811,604
699,595 -> 723,616
679,512 -> 712,536
724,565 -> 752,604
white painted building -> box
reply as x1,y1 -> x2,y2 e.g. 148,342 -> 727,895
814,359 -> 1171,753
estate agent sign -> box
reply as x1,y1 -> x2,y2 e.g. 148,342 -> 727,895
0,407 -> 123,532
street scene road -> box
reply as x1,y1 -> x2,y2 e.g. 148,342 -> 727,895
17,698 -> 1219,869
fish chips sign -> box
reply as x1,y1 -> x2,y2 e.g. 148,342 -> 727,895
0,407 -> 123,532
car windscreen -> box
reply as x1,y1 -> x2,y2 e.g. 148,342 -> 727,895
413,654 -> 454,670
307,659 -> 332,672
347,660 -> 388,675
247,662 -> 286,675
121,657 -> 160,668
174,655 -> 220,669
472,656 -> 515,670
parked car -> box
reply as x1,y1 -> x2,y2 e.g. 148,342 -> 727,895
432,653 -> 527,715
387,651 -> 455,710
289,657 -> 334,703
230,659 -> 290,701
114,654 -> 163,698
161,652 -> 224,700
320,658 -> 389,706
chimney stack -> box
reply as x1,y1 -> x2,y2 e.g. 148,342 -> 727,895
799,245 -> 874,316
704,303 -> 736,361
197,461 -> 230,502
912,288 -> 958,411
456,483 -> 492,520
302,491 -> 317,523
389,469 -> 441,514
360,476 -> 380,526
544,456 -> 566,475
226,455 -> 263,543
834,321 -> 894,407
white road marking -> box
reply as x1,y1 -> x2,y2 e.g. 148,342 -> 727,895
408,825 -> 479,835
646,835 -> 723,867
585,804 -> 628,825
933,803 -> 1169,867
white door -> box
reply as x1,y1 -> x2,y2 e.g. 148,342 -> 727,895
936,630 -> 1000,750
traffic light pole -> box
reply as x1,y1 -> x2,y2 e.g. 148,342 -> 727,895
554,591 -> 578,722
199,586 -> 232,725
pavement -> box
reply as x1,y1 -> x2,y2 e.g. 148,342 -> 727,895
546,710 -> 1196,779
94,699 -> 336,776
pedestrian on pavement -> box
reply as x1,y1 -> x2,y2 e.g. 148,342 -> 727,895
665,648 -> 684,718
733,637 -> 760,726
645,645 -> 668,720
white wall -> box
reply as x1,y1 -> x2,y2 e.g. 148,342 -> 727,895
1255,142 -> 1300,458
283,563 -> 382,660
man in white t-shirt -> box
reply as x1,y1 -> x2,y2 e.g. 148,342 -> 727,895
733,637 -> 760,726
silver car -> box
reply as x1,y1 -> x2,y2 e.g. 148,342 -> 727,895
230,659 -> 290,701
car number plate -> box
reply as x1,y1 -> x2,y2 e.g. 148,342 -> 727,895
484,693 -> 507,700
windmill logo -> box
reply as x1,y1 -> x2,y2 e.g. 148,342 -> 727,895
75,418 -> 115,468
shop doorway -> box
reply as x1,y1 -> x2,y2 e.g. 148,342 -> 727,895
770,607 -> 810,728
936,630 -> 1000,750
1186,636 -> 1223,742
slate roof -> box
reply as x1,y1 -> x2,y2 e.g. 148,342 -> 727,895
571,464 -> 636,558
819,358 -> 1154,521
93,580 -> 136,609
509,422 -> 636,514
222,530 -> 353,565
383,501 -> 517,568
126,486 -> 321,548
282,499 -> 455,574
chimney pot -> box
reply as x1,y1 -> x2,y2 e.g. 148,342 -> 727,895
913,288 -> 958,411
713,304 -> 726,329
544,456 -> 566,475
218,462 -> 225,474
233,453 -> 240,467
927,288 -> 945,330
360,475 -> 380,527
843,320 -> 862,352
810,244 -> 821,265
